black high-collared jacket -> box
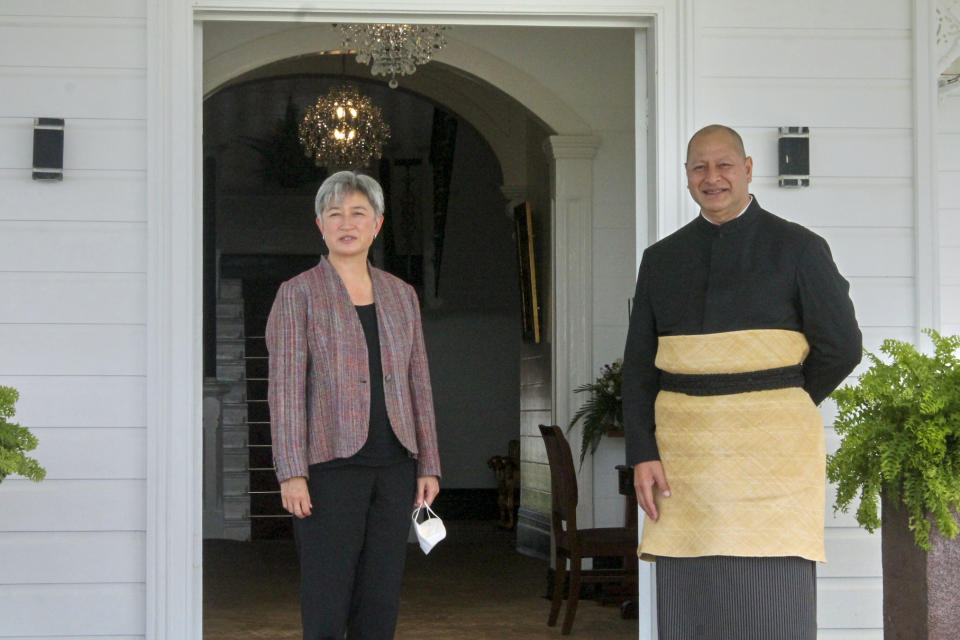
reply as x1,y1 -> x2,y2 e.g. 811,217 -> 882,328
622,197 -> 862,466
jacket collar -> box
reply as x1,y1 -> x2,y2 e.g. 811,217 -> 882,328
317,255 -> 389,307
694,195 -> 762,236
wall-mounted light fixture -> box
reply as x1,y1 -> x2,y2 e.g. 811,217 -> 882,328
778,126 -> 809,187
33,118 -> 64,181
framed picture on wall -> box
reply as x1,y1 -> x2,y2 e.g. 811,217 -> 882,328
514,201 -> 541,343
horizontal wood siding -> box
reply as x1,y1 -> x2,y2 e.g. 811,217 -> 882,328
0,170 -> 146,221
0,273 -> 146,324
690,1 -> 914,635
0,376 -> 145,427
0,2 -> 147,638
0,584 -> 145,637
0,531 -> 145,583
939,93 -> 960,335
0,480 -> 146,531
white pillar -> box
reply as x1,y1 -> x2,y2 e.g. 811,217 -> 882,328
543,134 -> 600,528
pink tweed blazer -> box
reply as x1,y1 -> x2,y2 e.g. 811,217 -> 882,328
266,257 -> 441,483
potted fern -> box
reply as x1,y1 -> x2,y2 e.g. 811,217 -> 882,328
826,329 -> 959,638
568,359 -> 623,465
0,386 -> 46,484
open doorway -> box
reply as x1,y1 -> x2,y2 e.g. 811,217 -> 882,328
198,19 -> 640,637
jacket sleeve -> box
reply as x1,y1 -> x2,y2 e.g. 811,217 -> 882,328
622,251 -> 662,466
796,234 -> 863,405
405,286 -> 441,478
266,281 -> 310,483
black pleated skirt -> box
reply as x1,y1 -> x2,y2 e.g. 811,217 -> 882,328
656,556 -> 816,640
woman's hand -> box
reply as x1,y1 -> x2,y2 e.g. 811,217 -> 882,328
633,460 -> 671,522
280,476 -> 312,519
415,476 -> 440,508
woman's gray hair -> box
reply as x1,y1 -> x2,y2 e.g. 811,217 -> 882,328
314,171 -> 385,220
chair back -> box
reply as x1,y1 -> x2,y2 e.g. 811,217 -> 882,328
539,425 -> 579,531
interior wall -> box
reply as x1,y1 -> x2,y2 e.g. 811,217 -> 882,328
426,114 -> 522,488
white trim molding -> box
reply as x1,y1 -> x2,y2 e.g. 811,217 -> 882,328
146,1 -> 203,638
938,0 -> 960,73
915,0 -> 942,341
194,1 -> 665,26
500,184 -> 529,218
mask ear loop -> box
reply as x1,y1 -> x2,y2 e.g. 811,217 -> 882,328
412,503 -> 440,523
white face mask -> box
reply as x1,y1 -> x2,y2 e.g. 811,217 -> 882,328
411,504 -> 446,554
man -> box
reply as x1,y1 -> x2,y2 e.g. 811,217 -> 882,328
622,124 -> 861,639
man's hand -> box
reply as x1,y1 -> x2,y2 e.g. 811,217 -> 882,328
633,461 -> 671,522
280,476 -> 312,519
415,476 -> 440,508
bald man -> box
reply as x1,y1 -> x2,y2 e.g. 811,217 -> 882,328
622,125 -> 861,639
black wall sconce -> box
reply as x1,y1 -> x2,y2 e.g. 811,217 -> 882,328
33,118 -> 64,181
778,126 -> 809,187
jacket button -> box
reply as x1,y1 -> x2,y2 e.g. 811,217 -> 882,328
384,373 -> 393,382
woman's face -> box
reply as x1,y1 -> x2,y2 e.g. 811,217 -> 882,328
316,190 -> 384,260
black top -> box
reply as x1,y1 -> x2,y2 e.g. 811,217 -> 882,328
622,197 -> 862,465
316,303 -> 409,468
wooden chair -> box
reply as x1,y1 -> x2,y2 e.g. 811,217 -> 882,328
538,424 -> 638,635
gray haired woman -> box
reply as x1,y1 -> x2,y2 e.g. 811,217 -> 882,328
267,171 -> 441,639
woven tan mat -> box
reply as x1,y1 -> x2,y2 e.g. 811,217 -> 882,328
641,330 -> 826,562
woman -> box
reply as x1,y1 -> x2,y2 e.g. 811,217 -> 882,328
266,171 -> 441,640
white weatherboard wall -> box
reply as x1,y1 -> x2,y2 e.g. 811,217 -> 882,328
0,1 -> 148,638
0,0 -> 943,638
940,91 -> 960,335
684,1 -> 919,636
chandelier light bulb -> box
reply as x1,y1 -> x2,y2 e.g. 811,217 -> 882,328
299,83 -> 391,169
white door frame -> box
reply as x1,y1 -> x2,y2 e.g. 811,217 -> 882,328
145,2 -> 688,639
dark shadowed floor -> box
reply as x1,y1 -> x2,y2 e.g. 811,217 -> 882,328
204,520 -> 637,639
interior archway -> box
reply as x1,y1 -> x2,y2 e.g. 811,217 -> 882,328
202,26 -> 587,189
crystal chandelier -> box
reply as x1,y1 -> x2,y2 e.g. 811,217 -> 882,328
337,23 -> 447,88
299,83 -> 391,169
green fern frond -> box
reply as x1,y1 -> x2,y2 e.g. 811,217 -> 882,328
0,386 -> 46,485
826,329 -> 960,550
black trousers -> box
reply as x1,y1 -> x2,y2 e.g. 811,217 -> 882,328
293,459 -> 417,640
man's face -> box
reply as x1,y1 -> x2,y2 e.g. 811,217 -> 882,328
685,131 -> 753,224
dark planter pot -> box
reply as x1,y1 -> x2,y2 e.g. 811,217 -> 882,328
881,494 -> 960,639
